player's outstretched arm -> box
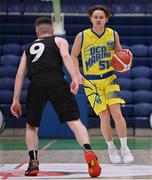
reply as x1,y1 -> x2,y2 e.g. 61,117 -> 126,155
115,31 -> 122,52
11,52 -> 27,118
55,37 -> 79,94
115,31 -> 133,57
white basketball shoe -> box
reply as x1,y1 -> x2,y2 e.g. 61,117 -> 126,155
120,147 -> 134,164
108,146 -> 121,164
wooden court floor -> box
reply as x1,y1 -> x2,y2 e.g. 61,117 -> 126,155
0,136 -> 152,179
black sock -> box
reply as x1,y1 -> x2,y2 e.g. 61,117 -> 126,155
82,144 -> 92,152
29,150 -> 38,161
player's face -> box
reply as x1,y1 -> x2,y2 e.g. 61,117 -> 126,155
90,10 -> 108,28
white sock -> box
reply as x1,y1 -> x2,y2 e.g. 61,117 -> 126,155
120,137 -> 128,149
106,140 -> 115,149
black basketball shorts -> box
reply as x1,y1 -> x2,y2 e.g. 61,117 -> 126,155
26,78 -> 80,127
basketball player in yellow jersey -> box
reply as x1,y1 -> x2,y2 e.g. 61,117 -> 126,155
71,5 -> 134,164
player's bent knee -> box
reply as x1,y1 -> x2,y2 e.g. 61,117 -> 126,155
67,119 -> 85,130
26,123 -> 38,131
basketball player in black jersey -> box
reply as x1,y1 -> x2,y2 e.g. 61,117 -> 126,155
10,17 -> 101,177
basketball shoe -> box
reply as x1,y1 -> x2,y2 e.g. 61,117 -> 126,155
25,160 -> 39,176
121,147 -> 134,163
108,146 -> 121,164
84,151 -> 101,177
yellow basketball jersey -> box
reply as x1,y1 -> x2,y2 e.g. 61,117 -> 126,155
81,28 -> 116,75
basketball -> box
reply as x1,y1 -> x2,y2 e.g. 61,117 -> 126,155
112,50 -> 133,72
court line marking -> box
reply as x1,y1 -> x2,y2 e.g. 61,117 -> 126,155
14,139 -> 56,169
1,163 -> 152,179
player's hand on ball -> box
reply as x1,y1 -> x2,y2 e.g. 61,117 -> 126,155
112,49 -> 133,72
70,78 -> 79,94
122,49 -> 133,57
11,101 -> 22,118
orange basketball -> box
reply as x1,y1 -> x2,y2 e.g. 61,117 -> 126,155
112,50 -> 133,72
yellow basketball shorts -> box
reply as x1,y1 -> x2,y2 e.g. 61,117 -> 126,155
83,75 -> 125,115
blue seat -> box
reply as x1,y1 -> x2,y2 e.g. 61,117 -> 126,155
2,35 -> 21,44
0,90 -> 13,104
0,3 -> 7,14
0,66 -> 17,78
20,35 -> 35,44
111,4 -> 129,14
0,24 -> 21,34
61,4 -> 78,13
131,66 -> 150,78
1,55 -> 20,67
134,102 -> 152,128
20,24 -> 34,34
24,2 -> 42,13
150,68 -> 152,78
111,25 -> 126,36
122,36 -> 152,46
20,91 -> 27,104
21,44 -> 29,53
42,2 -> 53,13
134,103 -> 152,116
64,16 -> 90,25
115,70 -> 131,78
2,44 -> 21,55
1,35 -> 35,45
121,90 -> 133,104
131,44 -> 148,57
117,78 -> 132,90
109,16 -> 140,25
0,44 -> 2,55
116,25 -> 147,36
8,3 -> 24,14
121,44 -> 130,50
133,90 -> 152,103
6,0 -> 22,2
77,4 -> 91,13
133,57 -> 150,67
23,78 -> 30,90
132,78 -> 151,90
65,24 -> 90,36
148,45 -> 152,57
23,0 -> 41,2
146,26 -> 152,36
129,4 -> 146,13
0,78 -> 14,90
146,3 -> 152,13
110,0 -> 150,3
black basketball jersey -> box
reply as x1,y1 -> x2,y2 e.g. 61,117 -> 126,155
25,36 -> 64,80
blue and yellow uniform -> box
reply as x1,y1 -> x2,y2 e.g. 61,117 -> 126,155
81,28 -> 125,114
